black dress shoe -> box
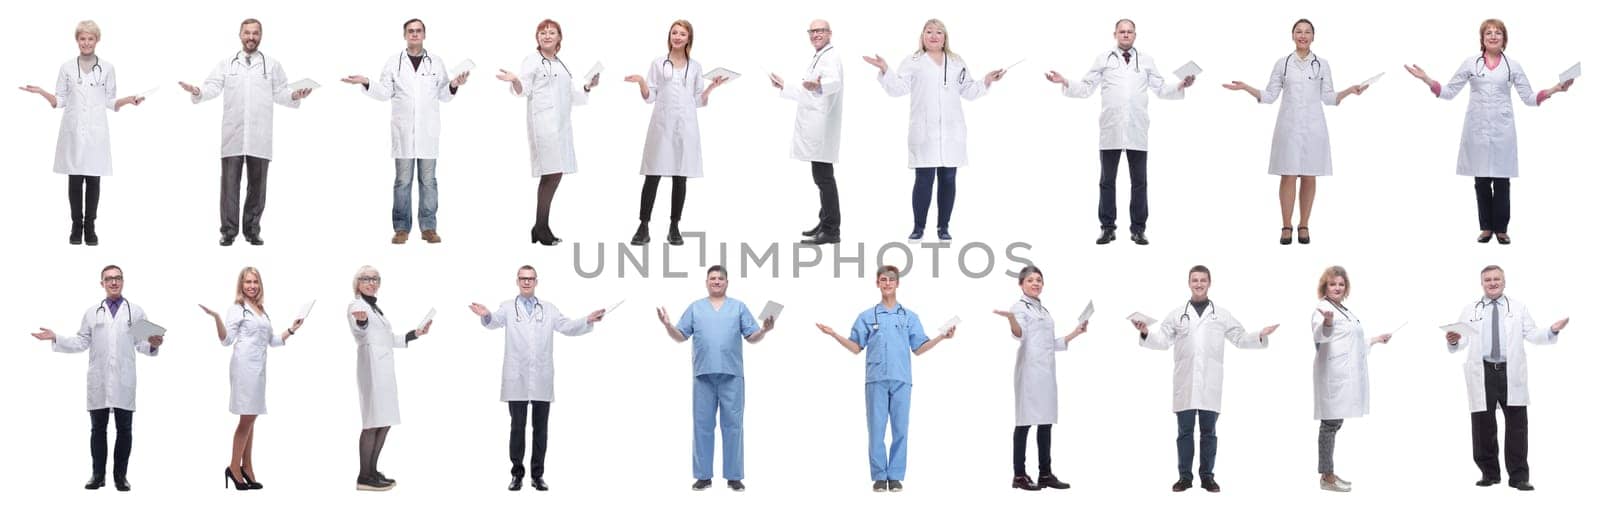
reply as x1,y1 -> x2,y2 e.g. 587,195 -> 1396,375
114,477 -> 132,492
1296,226 -> 1310,244
245,235 -> 264,246
84,223 -> 100,246
1200,477 -> 1221,493
872,480 -> 888,492
727,480 -> 745,491
886,480 -> 903,492
1279,227 -> 1292,245
220,236 -> 236,246
801,224 -> 822,237
1509,481 -> 1534,491
1131,232 -> 1149,245
374,471 -> 394,485
1475,478 -> 1500,487
1477,232 -> 1493,243
1172,478 -> 1192,492
801,232 -> 840,245
1496,233 -> 1510,245
1037,473 -> 1071,489
692,479 -> 713,491
531,477 -> 548,491
71,222 -> 84,245
908,229 -> 924,241
630,223 -> 650,245
508,476 -> 523,491
85,475 -> 106,490
667,223 -> 684,245
1096,229 -> 1116,245
1012,475 -> 1041,491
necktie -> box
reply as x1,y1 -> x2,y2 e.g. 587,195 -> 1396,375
1489,299 -> 1501,362
1122,51 -> 1131,64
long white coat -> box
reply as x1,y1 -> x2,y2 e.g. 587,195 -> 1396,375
51,58 -> 117,176
780,44 -> 844,163
223,303 -> 283,415
517,54 -> 590,175
363,51 -> 456,159
1446,296 -> 1558,412
1310,300 -> 1370,420
348,298 -> 407,428
53,300 -> 158,411
1063,48 -> 1185,151
1139,301 -> 1267,412
879,52 -> 988,168
1011,296 -> 1068,426
191,51 -> 302,160
481,297 -> 594,402
639,56 -> 706,177
1260,53 -> 1337,176
1437,56 -> 1542,178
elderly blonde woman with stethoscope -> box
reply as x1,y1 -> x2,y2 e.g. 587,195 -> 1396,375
18,20 -> 145,246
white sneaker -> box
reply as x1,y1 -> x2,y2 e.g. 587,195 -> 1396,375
1320,478 -> 1352,492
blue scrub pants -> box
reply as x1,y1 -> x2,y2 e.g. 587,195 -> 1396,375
866,380 -> 912,481
693,373 -> 744,480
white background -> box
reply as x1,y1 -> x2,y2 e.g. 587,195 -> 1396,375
0,0 -> 1593,510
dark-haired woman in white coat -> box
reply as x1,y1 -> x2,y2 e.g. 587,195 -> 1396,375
993,266 -> 1086,491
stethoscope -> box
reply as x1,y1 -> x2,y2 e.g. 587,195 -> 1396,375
1019,297 -> 1050,316
808,45 -> 833,72
660,57 -> 691,87
917,50 -> 969,88
1471,296 -> 1512,322
76,56 -> 105,86
95,298 -> 134,327
514,298 -> 546,323
1473,53 -> 1515,84
539,54 -> 571,79
398,49 -> 437,76
1321,298 -> 1356,323
1177,300 -> 1216,324
230,51 -> 271,79
1106,47 -> 1141,72
1282,52 -> 1322,81
868,306 -> 909,336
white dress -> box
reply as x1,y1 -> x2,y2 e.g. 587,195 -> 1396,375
638,56 -> 706,177
51,58 -> 117,176
1260,53 -> 1337,176
225,303 -> 283,415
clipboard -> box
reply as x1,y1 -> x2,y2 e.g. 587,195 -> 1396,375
417,308 -> 436,332
703,67 -> 741,82
1077,301 -> 1095,323
295,300 -> 316,321
287,78 -> 321,90
1127,312 -> 1157,325
758,301 -> 784,323
130,319 -> 166,341
450,59 -> 476,78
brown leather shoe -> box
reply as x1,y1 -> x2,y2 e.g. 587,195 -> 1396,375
421,230 -> 441,243
391,231 -> 408,244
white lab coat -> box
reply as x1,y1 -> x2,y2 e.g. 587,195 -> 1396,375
363,51 -> 456,159
1437,56 -> 1541,178
481,297 -> 594,402
53,299 -> 158,411
223,303 -> 283,415
878,52 -> 988,168
1011,296 -> 1068,426
51,58 -> 117,176
1139,301 -> 1267,412
348,298 -> 407,428
1446,296 -> 1558,413
639,56 -> 706,177
192,51 -> 302,160
1063,48 -> 1185,151
1260,53 -> 1338,176
517,53 -> 590,175
780,44 -> 844,163
1310,300 -> 1370,420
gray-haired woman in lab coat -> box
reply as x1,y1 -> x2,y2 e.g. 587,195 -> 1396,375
347,265 -> 431,491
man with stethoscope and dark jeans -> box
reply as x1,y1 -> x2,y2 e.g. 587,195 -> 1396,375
1443,265 -> 1567,491
469,265 -> 605,492
771,19 -> 844,245
180,18 -> 313,247
342,18 -> 469,245
30,265 -> 164,492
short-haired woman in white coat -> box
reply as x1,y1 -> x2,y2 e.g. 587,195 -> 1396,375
18,20 -> 145,246
1404,19 -> 1575,245
1221,19 -> 1367,245
862,19 -> 1005,242
200,267 -> 304,490
347,266 -> 432,491
993,266 -> 1086,491
1309,266 -> 1391,492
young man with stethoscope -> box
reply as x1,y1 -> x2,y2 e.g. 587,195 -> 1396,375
30,264 -> 165,492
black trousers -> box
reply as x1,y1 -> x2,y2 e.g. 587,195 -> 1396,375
1472,361 -> 1529,482
1012,424 -> 1053,476
639,176 -> 687,223
509,400 -> 551,479
89,407 -> 133,478
811,161 -> 841,235
220,156 -> 270,238
68,175 -> 102,227
1098,149 -> 1149,233
1473,177 -> 1511,233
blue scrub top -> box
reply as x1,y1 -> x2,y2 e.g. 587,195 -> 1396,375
848,303 -> 930,384
678,297 -> 760,377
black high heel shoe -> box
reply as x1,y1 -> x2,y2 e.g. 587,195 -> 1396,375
1296,226 -> 1311,244
1279,227 -> 1292,245
225,467 -> 250,491
532,226 -> 562,246
241,466 -> 264,490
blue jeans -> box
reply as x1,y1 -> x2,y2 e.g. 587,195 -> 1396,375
692,374 -> 744,480
911,167 -> 957,232
1176,409 -> 1219,480
866,380 -> 912,481
393,159 -> 438,231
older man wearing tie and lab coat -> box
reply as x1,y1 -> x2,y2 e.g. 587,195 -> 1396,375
343,18 -> 467,245
30,265 -> 164,492
1048,19 -> 1193,246
470,265 -> 604,492
771,19 -> 844,245
180,18 -> 312,247
1443,265 -> 1568,491
1132,265 -> 1276,493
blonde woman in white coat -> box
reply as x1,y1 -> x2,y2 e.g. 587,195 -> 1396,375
993,266 -> 1086,491
1442,265 -> 1568,491
1307,266 -> 1390,492
496,19 -> 599,246
347,266 -> 432,491
1221,20 -> 1368,245
863,19 -> 1004,242
624,20 -> 728,246
1404,19 -> 1575,245
18,20 -> 145,246
199,267 -> 304,490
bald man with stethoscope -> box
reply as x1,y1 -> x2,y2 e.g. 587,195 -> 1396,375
30,265 -> 164,492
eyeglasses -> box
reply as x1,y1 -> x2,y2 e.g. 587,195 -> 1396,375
358,276 -> 381,283
102,275 -> 124,283
807,28 -> 831,34
518,277 -> 538,282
